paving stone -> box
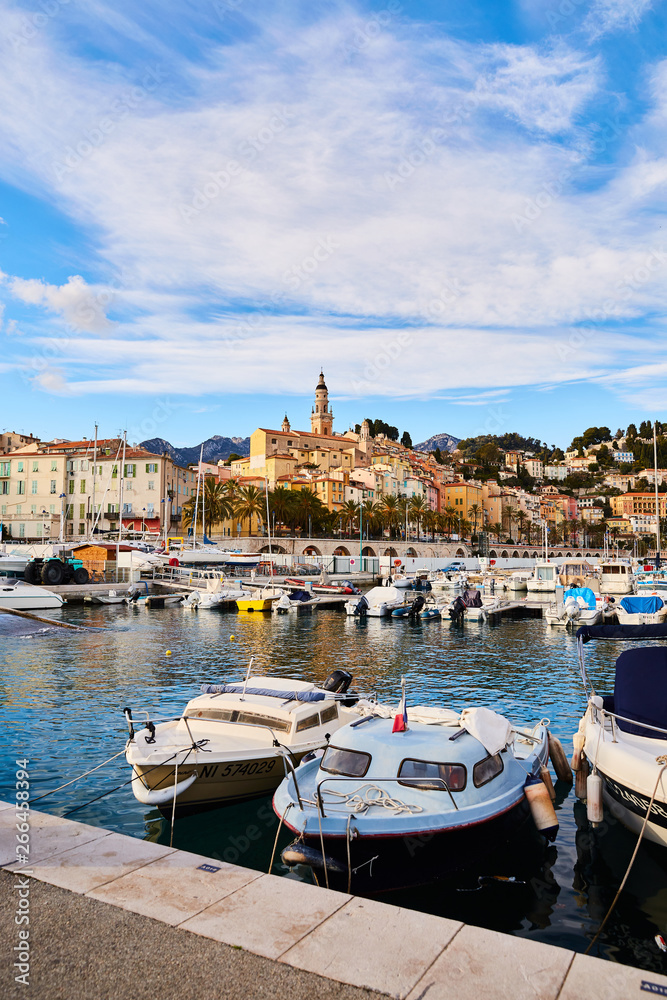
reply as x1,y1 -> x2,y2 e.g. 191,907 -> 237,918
560,952 -> 667,1000
5,830 -> 174,893
180,873 -> 350,959
406,925 -> 574,1000
0,806 -> 111,866
88,848 -> 263,924
282,896 -> 461,998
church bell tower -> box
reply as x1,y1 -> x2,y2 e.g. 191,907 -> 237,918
311,370 -> 333,436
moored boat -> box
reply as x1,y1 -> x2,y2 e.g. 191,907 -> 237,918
545,587 -> 602,627
615,594 -> 667,625
0,579 -> 64,611
345,585 -> 405,617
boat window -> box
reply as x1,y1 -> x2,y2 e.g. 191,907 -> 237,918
236,711 -> 290,733
473,753 -> 504,787
320,746 -> 371,777
185,708 -> 290,732
295,713 -> 320,732
320,704 -> 338,725
398,759 -> 466,791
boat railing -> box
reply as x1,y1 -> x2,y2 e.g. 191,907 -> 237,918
592,702 -> 667,742
314,775 -> 458,818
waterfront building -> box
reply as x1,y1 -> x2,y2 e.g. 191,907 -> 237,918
612,492 -> 667,518
444,481 -> 483,520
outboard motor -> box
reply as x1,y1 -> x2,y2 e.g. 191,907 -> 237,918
354,595 -> 369,616
448,595 -> 467,623
322,669 -> 353,694
408,594 -> 426,619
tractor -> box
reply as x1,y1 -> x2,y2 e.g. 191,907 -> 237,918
24,556 -> 90,586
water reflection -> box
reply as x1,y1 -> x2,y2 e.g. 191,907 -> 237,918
0,605 -> 663,971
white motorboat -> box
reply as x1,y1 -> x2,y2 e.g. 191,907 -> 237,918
599,560 -> 634,595
545,587 -> 602,627
0,579 -> 64,610
86,586 -> 139,605
345,586 -> 406,617
575,623 -> 667,847
0,551 -> 30,578
615,594 -> 667,625
273,589 -> 320,613
505,571 -> 531,593
124,669 -> 360,814
183,575 -> 250,609
274,699 -> 560,893
447,589 -> 509,622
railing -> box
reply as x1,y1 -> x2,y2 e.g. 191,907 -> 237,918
314,774 -> 458,818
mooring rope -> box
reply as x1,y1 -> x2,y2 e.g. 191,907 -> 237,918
325,783 -> 424,816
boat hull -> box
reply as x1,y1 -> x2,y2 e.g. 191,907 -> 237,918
0,584 -> 64,610
281,796 -> 531,893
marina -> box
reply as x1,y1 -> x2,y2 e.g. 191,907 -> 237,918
4,597 -> 667,981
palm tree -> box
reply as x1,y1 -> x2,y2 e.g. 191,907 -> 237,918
361,500 -> 380,540
233,485 -> 265,536
515,510 -> 527,543
467,503 -> 481,538
296,489 -> 326,536
409,496 -> 428,539
397,495 -> 410,539
267,486 -> 295,533
443,505 -> 458,537
423,508 -> 437,541
503,504 -> 517,542
340,500 -> 359,536
489,521 -> 503,542
379,494 -> 400,539
459,517 -> 472,540
182,477 -> 235,539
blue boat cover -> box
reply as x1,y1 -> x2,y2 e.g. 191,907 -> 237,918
200,683 -> 326,702
578,623 -> 667,642
565,587 -> 597,609
614,646 -> 667,740
620,595 -> 664,614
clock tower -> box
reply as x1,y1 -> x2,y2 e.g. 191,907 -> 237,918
311,370 -> 333,436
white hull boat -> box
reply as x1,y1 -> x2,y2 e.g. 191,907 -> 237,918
615,595 -> 667,625
124,670 -> 360,814
599,561 -> 634,595
545,587 -> 602,627
0,580 -> 64,610
345,586 -> 405,617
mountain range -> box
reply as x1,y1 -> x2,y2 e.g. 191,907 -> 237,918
139,435 -> 250,466
414,432 -> 461,453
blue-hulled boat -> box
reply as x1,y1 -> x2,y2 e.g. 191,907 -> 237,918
390,594 -> 426,619
274,702 -> 556,893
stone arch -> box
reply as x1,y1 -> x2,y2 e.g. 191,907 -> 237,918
333,545 -> 350,556
406,547 -> 418,557
512,550 -> 519,558
362,545 -> 376,556
576,552 -> 582,558
384,547 -> 398,557
565,551 -> 572,558
303,545 -> 321,556
489,550 -> 497,558
501,550 -> 509,558
548,551 -> 556,558
585,552 -> 592,558
456,548 -> 466,557
260,544 -> 285,553
523,551 -> 530,558
531,551 -> 538,558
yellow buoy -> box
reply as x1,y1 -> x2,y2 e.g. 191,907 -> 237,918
166,650 -> 172,656
230,635 -> 235,641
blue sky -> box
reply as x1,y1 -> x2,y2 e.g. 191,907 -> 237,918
1,0 -> 666,450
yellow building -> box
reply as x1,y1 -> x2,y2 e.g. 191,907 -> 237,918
444,482 -> 483,522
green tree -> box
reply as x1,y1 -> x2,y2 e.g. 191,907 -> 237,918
503,503 -> 517,541
182,477 -> 235,539
401,431 -> 413,449
233,485 -> 265,536
467,503 -> 482,537
409,495 -> 428,538
340,500 -> 359,536
379,494 -> 400,539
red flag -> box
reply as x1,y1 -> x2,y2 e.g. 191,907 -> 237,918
392,683 -> 408,732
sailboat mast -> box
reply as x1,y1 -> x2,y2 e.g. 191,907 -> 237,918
264,474 -> 273,577
91,422 -> 98,542
654,422 -> 661,568
192,444 -> 203,550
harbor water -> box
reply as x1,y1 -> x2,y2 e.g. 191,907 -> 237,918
2,602 -> 667,975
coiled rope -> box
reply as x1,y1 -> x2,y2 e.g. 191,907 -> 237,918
325,783 -> 424,816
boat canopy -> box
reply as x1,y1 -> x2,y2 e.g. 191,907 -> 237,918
619,595 -> 664,614
614,646 -> 667,740
462,589 -> 483,608
577,623 -> 667,642
200,683 -> 327,702
564,587 -> 597,609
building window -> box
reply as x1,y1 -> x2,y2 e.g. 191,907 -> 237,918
146,463 -> 158,473
68,480 -> 75,494
79,523 -> 85,534
80,479 -> 86,493
32,461 -> 38,472
124,464 -> 136,477
148,480 -> 155,490
65,504 -> 73,520
80,460 -> 88,471
123,503 -> 132,514
0,482 -> 8,495
108,503 -> 117,514
112,465 -> 118,478
49,505 -> 55,514
17,482 -> 25,495
50,480 -> 56,494
19,523 -> 25,538
0,462 -> 10,476
1,505 -> 5,516
79,503 -> 85,519
30,505 -> 37,514
125,481 -> 133,491
147,503 -> 154,515
51,460 -> 57,471
17,462 -> 24,473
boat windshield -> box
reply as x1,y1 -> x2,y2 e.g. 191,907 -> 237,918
320,746 -> 371,777
184,707 -> 290,733
398,758 -> 466,791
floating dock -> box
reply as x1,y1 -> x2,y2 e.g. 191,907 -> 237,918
1,801 -> 664,999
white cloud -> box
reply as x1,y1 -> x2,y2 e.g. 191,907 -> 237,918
584,0 -> 655,38
8,275 -> 114,334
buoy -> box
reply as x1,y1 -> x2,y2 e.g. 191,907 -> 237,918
131,770 -> 197,805
571,732 -> 585,772
575,755 -> 590,800
540,765 -> 556,801
229,635 -> 235,641
166,650 -> 172,656
281,842 -> 347,874
587,772 -> 604,825
525,776 -> 559,841
548,733 -> 573,783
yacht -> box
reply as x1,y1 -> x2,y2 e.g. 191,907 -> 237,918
345,586 -> 406,617
599,561 -> 634,595
0,579 -> 65,611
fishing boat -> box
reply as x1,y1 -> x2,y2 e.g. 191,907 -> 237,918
274,694 -> 563,893
545,587 -> 602,627
446,589 -> 497,622
124,669 -> 359,814
574,623 -> 667,847
345,586 -> 405,617
615,595 -> 667,625
598,560 -> 634,595
236,586 -> 283,612
0,579 -> 65,611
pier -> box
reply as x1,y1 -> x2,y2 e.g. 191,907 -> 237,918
2,801 -> 664,1000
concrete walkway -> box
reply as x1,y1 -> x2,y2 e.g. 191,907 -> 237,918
2,802 -> 667,1000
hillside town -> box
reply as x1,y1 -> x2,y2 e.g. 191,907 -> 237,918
1,373 -> 664,553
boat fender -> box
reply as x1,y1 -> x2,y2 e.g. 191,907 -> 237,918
575,755 -> 590,800
131,770 -> 198,805
540,765 -> 556,801
524,777 -> 559,841
169,558 -> 179,567
571,732 -> 585,772
281,842 -> 348,874
586,772 -> 604,825
548,734 -> 573,783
